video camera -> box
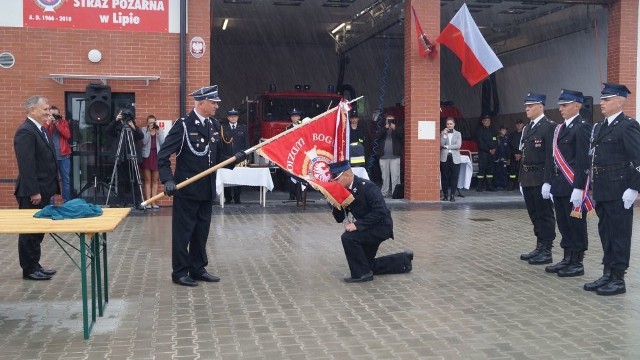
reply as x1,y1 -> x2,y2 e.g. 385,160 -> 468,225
120,108 -> 135,123
150,122 -> 159,130
52,113 -> 62,121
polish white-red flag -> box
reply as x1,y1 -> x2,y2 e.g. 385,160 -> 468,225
436,3 -> 503,86
257,100 -> 355,209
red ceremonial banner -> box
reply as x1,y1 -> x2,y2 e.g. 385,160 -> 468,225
23,0 -> 169,32
257,102 -> 355,208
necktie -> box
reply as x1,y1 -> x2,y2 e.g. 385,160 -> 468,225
40,126 -> 49,143
231,124 -> 236,130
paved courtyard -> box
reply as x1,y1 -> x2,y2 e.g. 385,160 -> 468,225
0,190 -> 639,359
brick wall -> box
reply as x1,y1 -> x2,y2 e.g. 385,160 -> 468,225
0,1 -> 210,208
607,0 -> 637,116
404,0 -> 441,201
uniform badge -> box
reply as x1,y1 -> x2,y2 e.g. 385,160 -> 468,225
568,123 -> 574,129
636,166 -> 640,173
534,139 -> 542,147
210,137 -> 217,143
189,132 -> 198,136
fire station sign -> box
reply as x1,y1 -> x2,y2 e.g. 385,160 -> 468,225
23,0 -> 169,32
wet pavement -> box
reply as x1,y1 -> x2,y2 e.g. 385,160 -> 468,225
0,188 -> 638,359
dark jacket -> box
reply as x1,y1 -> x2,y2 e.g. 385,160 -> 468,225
105,119 -> 144,163
220,122 -> 249,158
550,116 -> 592,197
14,118 -> 60,199
476,126 -> 497,154
332,176 -> 393,240
508,130 -> 522,156
519,116 -> 556,187
375,125 -> 404,158
590,113 -> 640,202
158,110 -> 226,201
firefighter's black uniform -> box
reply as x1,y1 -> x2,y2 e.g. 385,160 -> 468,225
475,125 -> 497,191
221,118 -> 249,203
548,113 -> 591,277
158,110 -> 226,283
519,113 -> 557,264
330,163 -> 412,282
586,108 -> 640,295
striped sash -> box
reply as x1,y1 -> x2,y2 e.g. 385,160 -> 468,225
552,124 -> 594,218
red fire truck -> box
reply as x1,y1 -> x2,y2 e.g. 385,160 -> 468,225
246,87 -> 344,147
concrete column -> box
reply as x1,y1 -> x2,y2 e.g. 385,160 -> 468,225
404,0 -> 441,201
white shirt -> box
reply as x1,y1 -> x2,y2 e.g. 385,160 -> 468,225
607,111 -> 623,124
564,114 -> 579,126
531,114 -> 545,127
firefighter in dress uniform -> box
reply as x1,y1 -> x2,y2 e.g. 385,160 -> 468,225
329,160 -> 413,283
545,89 -> 591,278
582,83 -> 640,296
518,92 -> 557,265
221,108 -> 249,204
158,85 -> 246,287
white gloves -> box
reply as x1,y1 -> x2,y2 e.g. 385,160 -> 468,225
570,189 -> 584,208
541,183 -> 551,199
622,188 -> 638,209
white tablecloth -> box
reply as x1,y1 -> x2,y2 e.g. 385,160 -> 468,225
216,167 -> 274,207
457,155 -> 473,189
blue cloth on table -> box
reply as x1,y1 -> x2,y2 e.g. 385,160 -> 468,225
34,198 -> 103,220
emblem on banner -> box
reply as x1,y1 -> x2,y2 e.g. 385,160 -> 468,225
35,0 -> 65,12
190,37 -> 206,59
303,146 -> 333,183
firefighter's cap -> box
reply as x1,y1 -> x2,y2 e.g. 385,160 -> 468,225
190,85 -> 221,102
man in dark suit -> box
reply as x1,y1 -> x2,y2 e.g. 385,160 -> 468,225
507,119 -> 524,190
158,85 -> 246,287
546,89 -> 591,278
329,160 -> 413,283
583,83 -> 640,296
221,108 -> 249,204
13,96 -> 60,280
475,115 -> 497,192
518,93 -> 557,265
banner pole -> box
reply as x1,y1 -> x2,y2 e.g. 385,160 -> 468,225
142,96 -> 362,207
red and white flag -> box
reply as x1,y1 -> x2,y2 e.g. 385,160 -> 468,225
436,3 -> 503,86
257,100 -> 355,209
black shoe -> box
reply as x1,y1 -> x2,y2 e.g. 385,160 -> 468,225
520,242 -> 543,261
39,268 -> 57,276
344,272 -> 373,283
449,195 -> 455,202
528,248 -> 552,265
23,271 -> 52,280
584,270 -> 611,291
404,250 -> 414,261
173,275 -> 197,287
557,263 -> 584,277
545,258 -> 570,273
596,279 -> 626,296
193,272 -> 220,282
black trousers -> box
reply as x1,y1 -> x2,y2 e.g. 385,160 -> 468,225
595,199 -> 632,271
341,231 -> 410,278
553,196 -> 588,252
171,196 -> 212,280
440,155 -> 460,195
509,158 -> 521,182
224,186 -> 241,202
477,152 -> 494,178
522,186 -> 556,244
17,195 -> 51,275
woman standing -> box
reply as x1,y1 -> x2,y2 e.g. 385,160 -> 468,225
141,115 -> 165,208
440,117 -> 462,202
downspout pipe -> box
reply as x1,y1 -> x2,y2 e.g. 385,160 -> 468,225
179,0 -> 187,116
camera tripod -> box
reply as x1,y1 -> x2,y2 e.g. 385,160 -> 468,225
106,125 -> 145,208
